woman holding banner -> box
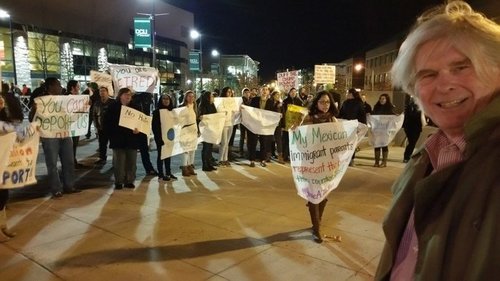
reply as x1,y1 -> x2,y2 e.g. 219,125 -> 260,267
198,91 -> 218,172
179,90 -> 198,177
218,87 -> 235,167
298,90 -> 341,243
372,93 -> 396,167
0,88 -> 25,241
152,94 -> 178,181
104,88 -> 141,189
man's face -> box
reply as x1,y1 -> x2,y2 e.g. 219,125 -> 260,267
99,88 -> 109,100
414,39 -> 500,138
261,87 -> 270,98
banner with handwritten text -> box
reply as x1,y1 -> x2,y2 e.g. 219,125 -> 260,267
1,124 -> 39,189
0,133 -> 16,180
118,105 -> 152,135
367,115 -> 404,148
90,70 -> 115,96
159,108 -> 198,159
34,95 -> 90,138
109,64 -> 159,93
289,120 -> 368,204
240,105 -> 281,135
277,70 -> 299,92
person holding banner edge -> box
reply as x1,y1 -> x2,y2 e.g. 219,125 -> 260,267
197,91 -> 218,172
371,93 -> 396,167
179,90 -> 198,177
152,94 -> 178,181
375,1 -> 500,279
293,90 -> 341,243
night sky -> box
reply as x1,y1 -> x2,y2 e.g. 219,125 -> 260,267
166,0 -> 450,81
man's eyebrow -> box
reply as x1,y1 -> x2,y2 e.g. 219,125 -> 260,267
449,58 -> 471,67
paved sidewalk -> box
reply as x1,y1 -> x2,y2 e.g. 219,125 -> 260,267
1,136 -> 406,281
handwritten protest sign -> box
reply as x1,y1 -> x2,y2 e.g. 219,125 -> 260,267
1,124 -> 39,189
285,104 -> 308,130
0,132 -> 16,178
118,105 -> 152,135
109,64 -> 158,93
214,97 -> 242,125
159,108 -> 199,159
198,112 -> 226,144
314,65 -> 336,84
367,115 -> 404,148
240,105 -> 281,135
34,95 -> 90,138
90,70 -> 114,96
277,70 -> 299,92
289,120 -> 368,204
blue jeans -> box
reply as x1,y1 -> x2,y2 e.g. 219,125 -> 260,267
41,137 -> 75,194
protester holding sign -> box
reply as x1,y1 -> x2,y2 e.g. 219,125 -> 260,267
217,87 -> 235,167
269,90 -> 285,164
65,80 -> 85,169
339,88 -> 366,166
104,88 -> 141,189
31,78 -> 81,198
92,86 -> 114,165
282,88 -> 304,162
198,91 -> 218,172
296,90 -> 341,243
371,94 -> 396,167
0,87 -> 26,242
239,88 -> 252,157
179,90 -> 198,177
152,94 -> 178,181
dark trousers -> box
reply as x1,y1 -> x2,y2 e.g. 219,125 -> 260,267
86,106 -> 94,137
155,141 -> 171,176
139,138 -> 155,172
72,136 -> 79,163
0,190 -> 8,210
229,125 -> 237,147
239,125 -> 247,153
404,128 -> 421,160
202,142 -> 214,168
282,131 -> 290,161
97,130 -> 109,160
247,131 -> 258,161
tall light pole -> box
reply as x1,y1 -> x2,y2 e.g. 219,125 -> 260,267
137,4 -> 168,69
211,49 -> 221,89
190,29 -> 202,92
0,9 -> 16,85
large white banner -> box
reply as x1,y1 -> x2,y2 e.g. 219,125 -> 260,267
159,108 -> 198,159
0,132 -> 17,179
314,65 -> 336,84
118,105 -> 152,135
277,70 -> 299,92
198,112 -> 226,144
109,64 -> 159,93
240,105 -> 281,136
34,95 -> 90,138
90,70 -> 114,96
214,97 -> 242,126
1,124 -> 39,189
289,121 -> 368,204
367,115 -> 404,148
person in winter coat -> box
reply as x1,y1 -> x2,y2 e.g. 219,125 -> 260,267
198,91 -> 218,172
402,93 -> 423,163
339,88 -> 366,166
281,87 -> 303,162
375,2 -> 500,279
151,94 -> 178,181
371,93 -> 396,167
104,88 -> 141,189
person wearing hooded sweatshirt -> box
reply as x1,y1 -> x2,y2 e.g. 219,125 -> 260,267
198,91 -> 218,172
152,94 -> 178,181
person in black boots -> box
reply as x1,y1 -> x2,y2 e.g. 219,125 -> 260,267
296,90 -> 341,243
372,93 -> 396,167
198,91 -> 218,172
152,94 -> 178,181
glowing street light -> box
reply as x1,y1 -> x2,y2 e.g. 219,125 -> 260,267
354,63 -> 364,72
0,8 -> 16,84
190,29 -> 202,91
211,49 -> 219,57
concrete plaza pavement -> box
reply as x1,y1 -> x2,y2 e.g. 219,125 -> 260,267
1,135 -> 407,281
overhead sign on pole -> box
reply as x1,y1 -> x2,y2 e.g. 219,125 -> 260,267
134,17 -> 152,48
189,51 -> 201,72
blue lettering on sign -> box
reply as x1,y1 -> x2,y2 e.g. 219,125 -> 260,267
3,168 -> 31,185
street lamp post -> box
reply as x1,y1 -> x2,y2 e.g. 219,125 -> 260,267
0,9 -> 16,85
211,49 -> 221,89
190,29 -> 202,92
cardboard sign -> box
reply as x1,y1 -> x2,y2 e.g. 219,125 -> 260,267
109,64 -> 159,93
118,105 -> 152,135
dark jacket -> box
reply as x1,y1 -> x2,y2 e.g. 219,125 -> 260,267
339,99 -> 366,124
373,102 -> 396,115
403,96 -> 423,133
104,102 -> 140,149
92,98 -> 115,131
375,94 -> 500,281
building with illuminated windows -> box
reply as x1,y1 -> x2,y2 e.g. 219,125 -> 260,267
0,0 -> 195,91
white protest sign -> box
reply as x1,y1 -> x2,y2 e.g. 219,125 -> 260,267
159,108 -> 198,159
214,97 -> 242,125
240,105 -> 281,136
109,64 -> 159,93
289,120 -> 368,204
314,65 -> 336,84
90,70 -> 115,96
1,124 -> 39,189
277,70 -> 299,92
34,95 -> 90,138
367,115 -> 404,148
0,132 -> 17,177
118,105 -> 152,135
198,112 -> 226,144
